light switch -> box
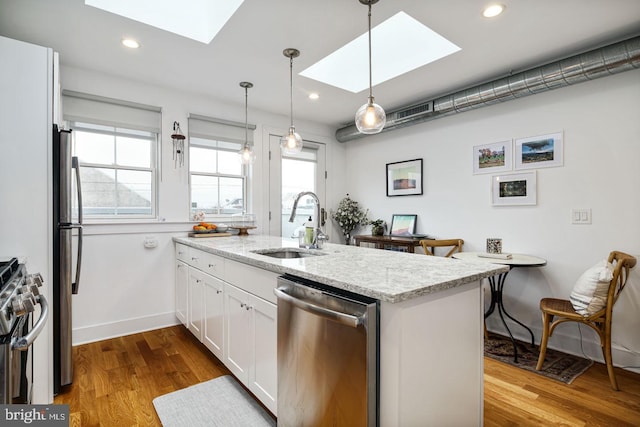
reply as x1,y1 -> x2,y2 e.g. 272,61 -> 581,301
571,208 -> 592,225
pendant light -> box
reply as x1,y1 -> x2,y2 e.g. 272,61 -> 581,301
238,81 -> 255,164
280,48 -> 303,154
355,0 -> 386,134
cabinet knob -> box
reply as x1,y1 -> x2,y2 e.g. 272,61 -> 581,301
208,263 -> 215,268
196,279 -> 201,283
216,289 -> 222,294
240,302 -> 246,308
245,305 -> 253,311
191,257 -> 198,261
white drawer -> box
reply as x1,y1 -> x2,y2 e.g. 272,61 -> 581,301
175,243 -> 189,262
188,248 -> 225,279
225,259 -> 278,304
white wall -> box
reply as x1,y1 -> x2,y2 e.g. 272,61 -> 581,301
0,35 -> 54,405
60,66 -> 345,343
343,69 -> 640,370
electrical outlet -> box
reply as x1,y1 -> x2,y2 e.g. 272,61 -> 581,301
571,208 -> 591,224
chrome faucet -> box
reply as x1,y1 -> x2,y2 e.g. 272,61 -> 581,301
289,191 -> 327,249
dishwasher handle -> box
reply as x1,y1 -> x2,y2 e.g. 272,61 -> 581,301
274,287 -> 363,328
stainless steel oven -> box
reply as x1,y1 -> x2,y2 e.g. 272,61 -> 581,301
0,258 -> 48,404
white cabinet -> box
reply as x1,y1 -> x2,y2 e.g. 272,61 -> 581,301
203,274 -> 225,360
248,293 -> 277,413
224,282 -> 277,415
224,283 -> 252,383
175,259 -> 188,326
174,243 -> 278,415
188,268 -> 205,341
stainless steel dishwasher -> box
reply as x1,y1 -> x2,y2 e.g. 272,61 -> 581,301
274,274 -> 379,427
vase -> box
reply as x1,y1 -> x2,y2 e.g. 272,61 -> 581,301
372,226 -> 384,236
343,233 -> 351,245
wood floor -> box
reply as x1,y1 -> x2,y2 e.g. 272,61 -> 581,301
55,325 -> 640,426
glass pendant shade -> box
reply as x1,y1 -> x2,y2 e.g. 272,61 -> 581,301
238,81 -> 255,164
280,126 -> 303,153
239,144 -> 255,164
355,0 -> 385,135
281,48 -> 303,154
355,96 -> 386,134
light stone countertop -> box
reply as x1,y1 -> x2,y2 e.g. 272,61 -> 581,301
174,235 -> 509,303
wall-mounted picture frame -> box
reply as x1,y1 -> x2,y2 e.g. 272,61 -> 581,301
473,140 -> 512,174
386,158 -> 423,197
514,132 -> 563,170
492,171 -> 537,206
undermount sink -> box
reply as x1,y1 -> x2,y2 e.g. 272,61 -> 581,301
251,248 -> 326,259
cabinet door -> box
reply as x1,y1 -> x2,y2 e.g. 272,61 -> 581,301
188,268 -> 205,341
203,275 -> 225,360
249,295 -> 277,415
224,283 -> 251,384
175,260 -> 188,326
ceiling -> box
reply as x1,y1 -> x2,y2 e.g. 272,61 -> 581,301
1,0 -> 639,130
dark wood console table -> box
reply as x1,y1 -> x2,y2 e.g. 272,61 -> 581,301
353,235 -> 427,253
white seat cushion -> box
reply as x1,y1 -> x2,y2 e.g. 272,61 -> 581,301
570,260 -> 614,316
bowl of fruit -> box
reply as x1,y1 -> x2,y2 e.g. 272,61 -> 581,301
192,222 -> 218,233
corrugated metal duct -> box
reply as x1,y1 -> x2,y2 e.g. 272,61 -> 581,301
335,35 -> 640,143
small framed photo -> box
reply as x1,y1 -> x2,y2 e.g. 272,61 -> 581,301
473,140 -> 512,174
386,159 -> 423,197
492,171 -> 537,206
515,132 -> 563,170
389,214 -> 417,236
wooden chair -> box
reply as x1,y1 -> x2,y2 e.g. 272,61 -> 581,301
419,239 -> 464,258
535,251 -> 637,390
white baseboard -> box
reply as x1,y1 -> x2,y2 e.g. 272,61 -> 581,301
73,311 -> 179,345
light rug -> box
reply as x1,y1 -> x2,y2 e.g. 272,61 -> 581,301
152,375 -> 276,427
485,333 -> 593,384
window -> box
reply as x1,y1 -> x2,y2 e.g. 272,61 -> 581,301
188,114 -> 255,219
71,122 -> 157,218
62,90 -> 161,220
189,137 -> 245,217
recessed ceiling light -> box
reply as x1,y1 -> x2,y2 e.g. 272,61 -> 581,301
482,4 -> 505,18
86,0 -> 244,44
300,11 -> 461,93
308,93 -> 320,100
121,38 -> 140,49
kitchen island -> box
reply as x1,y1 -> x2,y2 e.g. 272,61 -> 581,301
174,235 -> 508,426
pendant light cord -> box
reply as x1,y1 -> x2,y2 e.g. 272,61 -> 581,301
244,86 -> 248,147
289,55 -> 294,127
367,3 -> 373,100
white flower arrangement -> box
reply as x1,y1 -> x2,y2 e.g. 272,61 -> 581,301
331,194 -> 368,243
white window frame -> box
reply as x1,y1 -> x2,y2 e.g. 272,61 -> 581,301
187,114 -> 255,221
70,121 -> 160,220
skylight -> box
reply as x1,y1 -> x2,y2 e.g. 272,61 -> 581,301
85,0 -> 244,44
300,11 -> 461,93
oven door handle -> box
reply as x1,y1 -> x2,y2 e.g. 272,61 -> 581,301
12,294 -> 49,351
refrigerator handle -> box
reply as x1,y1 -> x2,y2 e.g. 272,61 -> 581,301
72,156 -> 83,225
72,224 -> 82,295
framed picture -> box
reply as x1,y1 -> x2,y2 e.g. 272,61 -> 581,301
389,214 -> 417,236
473,140 -> 512,174
386,159 -> 423,196
492,171 -> 537,206
514,132 -> 563,170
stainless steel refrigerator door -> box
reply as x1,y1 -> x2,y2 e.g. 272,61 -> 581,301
58,129 -> 72,225
58,226 -> 73,388
275,277 -> 378,427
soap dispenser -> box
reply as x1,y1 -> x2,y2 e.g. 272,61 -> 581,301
304,216 -> 314,246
